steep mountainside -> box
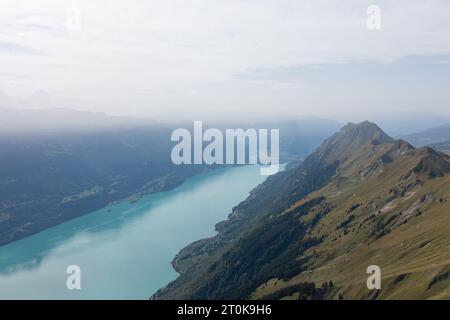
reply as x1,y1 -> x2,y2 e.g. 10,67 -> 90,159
0,127 -> 205,246
153,121 -> 450,300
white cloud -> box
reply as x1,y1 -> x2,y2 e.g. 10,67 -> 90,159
1,0 -> 450,120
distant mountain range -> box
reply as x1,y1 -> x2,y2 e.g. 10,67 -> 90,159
0,89 -> 96,113
401,123 -> 450,147
153,121 -> 450,300
400,123 -> 450,156
429,141 -> 450,156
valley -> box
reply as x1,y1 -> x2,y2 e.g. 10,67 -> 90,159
0,110 -> 336,247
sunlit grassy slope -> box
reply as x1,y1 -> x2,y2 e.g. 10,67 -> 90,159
254,142 -> 450,299
154,122 -> 450,300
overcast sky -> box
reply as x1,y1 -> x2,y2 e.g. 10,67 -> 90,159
1,0 -> 450,122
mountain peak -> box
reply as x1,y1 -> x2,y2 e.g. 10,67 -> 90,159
312,121 -> 394,166
340,121 -> 393,144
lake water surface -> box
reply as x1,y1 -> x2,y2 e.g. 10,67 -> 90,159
0,165 -> 269,299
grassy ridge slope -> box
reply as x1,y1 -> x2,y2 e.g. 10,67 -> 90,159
153,122 -> 450,300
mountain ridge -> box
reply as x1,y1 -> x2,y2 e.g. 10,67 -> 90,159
153,121 -> 450,300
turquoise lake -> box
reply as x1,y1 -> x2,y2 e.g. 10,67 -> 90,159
0,165 -> 271,299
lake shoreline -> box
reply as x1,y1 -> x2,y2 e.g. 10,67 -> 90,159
0,165 -> 269,299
